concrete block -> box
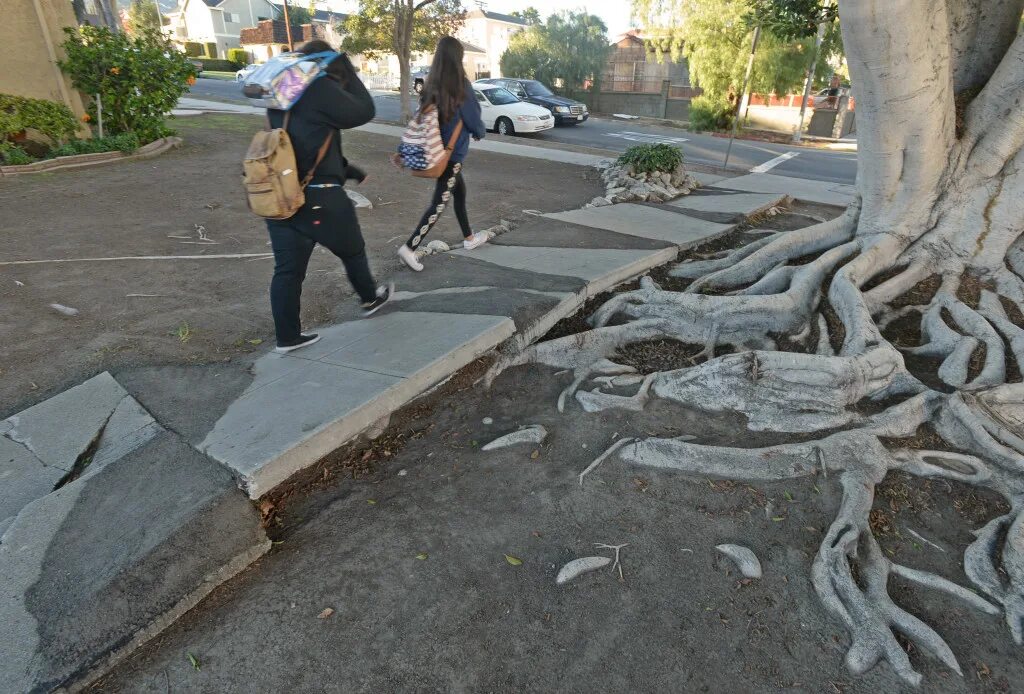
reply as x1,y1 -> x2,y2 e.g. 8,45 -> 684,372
0,429 -> 268,693
544,205 -> 732,249
0,436 -> 64,525
449,245 -> 674,283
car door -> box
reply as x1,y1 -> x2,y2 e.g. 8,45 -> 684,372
474,90 -> 494,127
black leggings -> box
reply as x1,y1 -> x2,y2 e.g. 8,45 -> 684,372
266,186 -> 377,344
406,160 -> 471,250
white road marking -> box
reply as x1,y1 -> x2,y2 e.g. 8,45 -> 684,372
750,151 -> 800,173
604,131 -> 689,145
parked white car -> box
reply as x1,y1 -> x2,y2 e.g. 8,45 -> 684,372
473,86 -> 554,136
235,64 -> 259,82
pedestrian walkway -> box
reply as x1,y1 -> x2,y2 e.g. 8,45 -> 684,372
0,114 -> 848,692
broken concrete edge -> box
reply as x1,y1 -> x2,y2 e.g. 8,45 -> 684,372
0,137 -> 182,177
66,540 -> 270,694
237,317 -> 517,498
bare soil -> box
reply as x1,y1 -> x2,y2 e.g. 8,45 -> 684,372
0,114 -> 602,416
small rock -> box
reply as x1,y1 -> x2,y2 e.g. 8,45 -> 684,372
346,190 -> 373,209
716,544 -> 762,579
49,303 -> 79,316
425,239 -> 450,254
482,417 -> 494,425
482,424 -> 548,451
317,607 -> 335,619
590,196 -> 612,207
398,469 -> 408,476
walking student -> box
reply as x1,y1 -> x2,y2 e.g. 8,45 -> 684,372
265,41 -> 391,353
397,36 -> 488,272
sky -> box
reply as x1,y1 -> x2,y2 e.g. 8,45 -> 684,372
325,1 -> 634,37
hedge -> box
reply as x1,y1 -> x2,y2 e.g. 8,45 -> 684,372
184,41 -> 204,57
195,58 -> 241,72
204,42 -> 218,58
227,48 -> 249,65
0,94 -> 78,144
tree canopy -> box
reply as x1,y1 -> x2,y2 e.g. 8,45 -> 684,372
509,7 -> 542,26
340,0 -> 464,59
499,11 -> 610,88
125,0 -> 161,35
633,0 -> 842,100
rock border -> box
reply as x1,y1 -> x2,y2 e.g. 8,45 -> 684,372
0,137 -> 183,177
589,158 -> 701,207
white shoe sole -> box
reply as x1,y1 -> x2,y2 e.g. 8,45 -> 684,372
362,282 -> 394,317
463,235 -> 488,250
275,334 -> 322,353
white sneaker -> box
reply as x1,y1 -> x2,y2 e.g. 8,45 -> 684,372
463,232 -> 489,250
397,244 -> 423,272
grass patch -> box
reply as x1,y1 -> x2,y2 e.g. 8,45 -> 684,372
200,71 -> 237,80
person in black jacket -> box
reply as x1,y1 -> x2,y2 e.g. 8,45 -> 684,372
397,36 -> 488,272
265,41 -> 391,353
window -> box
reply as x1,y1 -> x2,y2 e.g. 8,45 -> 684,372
524,81 -> 553,97
482,88 -> 519,106
474,91 -> 486,103
224,12 -> 239,23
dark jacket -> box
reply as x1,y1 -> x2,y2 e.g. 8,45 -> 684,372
435,80 -> 486,163
267,67 -> 375,182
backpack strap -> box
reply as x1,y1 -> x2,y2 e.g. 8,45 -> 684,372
444,119 -> 464,152
301,131 -> 335,188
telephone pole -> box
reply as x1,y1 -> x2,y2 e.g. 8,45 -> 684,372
281,0 -> 293,51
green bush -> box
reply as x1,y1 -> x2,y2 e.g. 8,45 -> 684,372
0,94 -> 78,144
227,48 -> 249,65
688,96 -> 734,132
184,41 -> 204,57
0,141 -> 34,165
49,133 -> 140,158
205,42 -> 218,58
195,58 -> 240,72
617,143 -> 684,175
59,26 -> 196,142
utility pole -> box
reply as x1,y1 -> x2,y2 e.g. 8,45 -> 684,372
794,12 -> 829,143
724,24 -> 760,169
282,0 -> 294,50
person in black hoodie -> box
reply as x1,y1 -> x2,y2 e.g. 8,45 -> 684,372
396,36 -> 488,272
265,41 -> 391,353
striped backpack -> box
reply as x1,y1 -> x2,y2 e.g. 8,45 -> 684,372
396,105 -> 463,179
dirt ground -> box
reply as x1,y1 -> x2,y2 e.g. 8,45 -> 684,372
93,204 -> 1022,693
0,114 -> 602,416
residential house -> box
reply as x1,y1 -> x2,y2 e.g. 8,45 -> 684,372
602,31 -> 695,96
240,18 -> 336,62
456,9 -> 527,79
164,0 -> 279,57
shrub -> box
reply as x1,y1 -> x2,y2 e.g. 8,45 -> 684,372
205,42 -> 218,58
0,141 -> 34,165
49,133 -> 141,158
688,96 -> 734,132
617,143 -> 684,175
59,26 -> 196,143
0,94 -> 78,144
195,58 -> 240,72
184,41 -> 204,57
227,48 -> 249,65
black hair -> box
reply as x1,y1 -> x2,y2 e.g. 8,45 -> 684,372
420,36 -> 467,123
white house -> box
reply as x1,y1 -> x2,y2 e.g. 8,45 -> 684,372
456,9 -> 528,79
164,0 -> 279,57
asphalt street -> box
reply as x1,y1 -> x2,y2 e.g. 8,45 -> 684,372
189,78 -> 857,184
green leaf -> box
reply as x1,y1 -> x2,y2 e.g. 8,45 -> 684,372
187,652 -> 200,671
783,491 -> 794,502
367,499 -> 377,505
772,516 -> 786,522
416,552 -> 428,560
247,338 -> 263,345
504,554 -> 523,566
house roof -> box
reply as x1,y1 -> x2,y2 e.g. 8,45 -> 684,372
269,3 -> 345,22
461,41 -> 486,54
466,9 -> 528,26
201,0 -> 222,6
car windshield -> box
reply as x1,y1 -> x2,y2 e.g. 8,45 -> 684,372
482,88 -> 519,105
524,81 -> 553,97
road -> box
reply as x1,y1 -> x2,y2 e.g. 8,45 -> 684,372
189,78 -> 857,184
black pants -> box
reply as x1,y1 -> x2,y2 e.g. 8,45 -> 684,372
266,186 -> 377,345
406,160 -> 471,250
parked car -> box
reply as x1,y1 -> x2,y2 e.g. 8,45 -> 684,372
235,64 -> 259,82
412,66 -> 430,93
475,78 -> 588,125
473,86 -> 554,136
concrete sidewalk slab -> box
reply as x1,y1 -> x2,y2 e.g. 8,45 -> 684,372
0,429 -> 268,693
667,191 -> 785,216
543,204 -> 733,248
492,217 -> 674,251
449,245 -> 676,285
201,312 -> 515,497
712,173 -> 855,207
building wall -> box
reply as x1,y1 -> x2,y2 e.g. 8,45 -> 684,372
2,0 -> 89,135
457,15 -> 524,79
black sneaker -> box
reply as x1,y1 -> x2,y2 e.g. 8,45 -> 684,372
362,282 -> 394,317
275,333 -> 321,353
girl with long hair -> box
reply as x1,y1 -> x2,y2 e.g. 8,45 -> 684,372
397,36 -> 488,272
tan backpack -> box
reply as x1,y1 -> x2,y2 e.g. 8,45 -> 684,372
243,111 -> 333,220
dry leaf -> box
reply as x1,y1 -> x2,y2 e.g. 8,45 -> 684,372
317,608 -> 335,619
504,554 -> 523,566
187,653 -> 201,671
530,450 -> 540,460
367,499 -> 377,505
416,552 -> 428,560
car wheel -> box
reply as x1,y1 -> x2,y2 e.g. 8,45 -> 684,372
496,117 -> 514,136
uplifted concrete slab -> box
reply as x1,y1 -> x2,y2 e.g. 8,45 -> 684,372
711,173 -> 855,207
0,436 -> 62,525
667,190 -> 785,216
201,312 -> 515,497
449,244 -> 677,290
0,428 -> 268,693
544,204 -> 732,249
387,287 -> 566,332
493,217 -> 673,251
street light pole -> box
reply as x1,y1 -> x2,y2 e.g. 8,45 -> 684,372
281,0 -> 294,51
724,24 -> 760,169
794,16 -> 828,143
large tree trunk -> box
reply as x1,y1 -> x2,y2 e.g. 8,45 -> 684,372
395,0 -> 415,124
489,0 -> 1024,686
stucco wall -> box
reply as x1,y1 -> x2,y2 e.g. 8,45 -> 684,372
2,0 -> 89,133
